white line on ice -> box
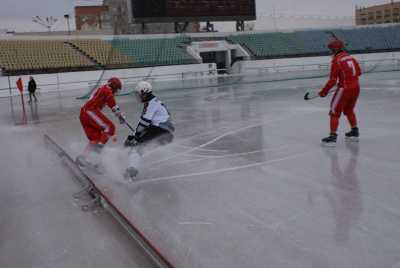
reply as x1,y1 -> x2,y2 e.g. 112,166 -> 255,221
153,144 -> 290,168
178,221 -> 213,225
148,113 -> 303,166
140,121 -> 250,158
136,150 -> 312,185
173,143 -> 229,153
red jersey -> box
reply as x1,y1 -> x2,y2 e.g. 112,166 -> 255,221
320,52 -> 362,96
82,85 -> 117,111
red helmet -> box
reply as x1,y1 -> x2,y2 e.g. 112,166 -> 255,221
107,77 -> 122,91
327,39 -> 345,51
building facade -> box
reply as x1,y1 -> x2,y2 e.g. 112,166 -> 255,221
75,6 -> 112,32
356,1 -> 400,25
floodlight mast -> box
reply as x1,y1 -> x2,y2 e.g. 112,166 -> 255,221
32,16 -> 58,32
64,14 -> 71,35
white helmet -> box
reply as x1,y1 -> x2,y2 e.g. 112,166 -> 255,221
135,81 -> 152,95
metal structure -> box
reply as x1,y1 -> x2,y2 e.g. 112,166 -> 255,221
32,16 -> 58,32
64,14 -> 71,35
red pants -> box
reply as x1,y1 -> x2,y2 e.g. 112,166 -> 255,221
80,108 -> 115,144
329,86 -> 360,117
329,86 -> 359,133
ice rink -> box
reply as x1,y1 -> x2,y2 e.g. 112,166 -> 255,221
2,71 -> 400,268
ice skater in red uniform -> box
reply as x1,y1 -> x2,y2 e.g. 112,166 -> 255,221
319,39 -> 362,146
76,77 -> 126,167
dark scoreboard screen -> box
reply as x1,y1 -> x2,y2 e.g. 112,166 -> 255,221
131,0 -> 256,22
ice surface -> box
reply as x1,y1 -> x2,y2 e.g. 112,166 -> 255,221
5,71 -> 400,268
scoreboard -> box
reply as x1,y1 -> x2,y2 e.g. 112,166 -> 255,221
130,0 -> 256,22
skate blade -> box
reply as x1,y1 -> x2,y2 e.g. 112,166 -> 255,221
321,142 -> 337,148
345,136 -> 359,142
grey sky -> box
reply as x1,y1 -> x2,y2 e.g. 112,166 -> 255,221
0,0 -> 393,32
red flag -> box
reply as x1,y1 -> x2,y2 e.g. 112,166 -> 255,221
16,78 -> 23,93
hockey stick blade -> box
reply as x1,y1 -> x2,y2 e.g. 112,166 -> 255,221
304,92 -> 319,101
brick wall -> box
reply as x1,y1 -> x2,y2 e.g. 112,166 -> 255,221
75,6 -> 109,31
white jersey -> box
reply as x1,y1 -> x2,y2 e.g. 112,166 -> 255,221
136,97 -> 174,134
142,97 -> 170,126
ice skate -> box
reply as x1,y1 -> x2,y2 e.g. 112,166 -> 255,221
321,133 -> 337,147
345,127 -> 359,142
124,167 -> 139,181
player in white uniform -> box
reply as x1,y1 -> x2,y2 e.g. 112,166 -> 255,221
124,81 -> 175,178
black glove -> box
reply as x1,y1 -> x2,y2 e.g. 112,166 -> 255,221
124,135 -> 138,147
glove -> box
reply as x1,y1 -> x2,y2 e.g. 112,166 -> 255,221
112,106 -> 126,124
318,90 -> 328,97
124,135 -> 138,147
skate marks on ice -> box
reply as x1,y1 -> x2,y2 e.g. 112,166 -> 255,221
65,109 -> 317,185
135,148 -> 316,185
145,111 -> 315,168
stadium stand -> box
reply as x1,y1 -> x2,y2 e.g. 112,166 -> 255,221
0,40 -> 95,74
68,39 -> 131,67
382,26 -> 400,49
0,37 -> 196,75
110,37 -> 196,67
1,25 -> 400,75
227,24 -> 400,59
227,31 -> 331,58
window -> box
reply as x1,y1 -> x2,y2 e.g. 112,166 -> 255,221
368,12 -> 374,20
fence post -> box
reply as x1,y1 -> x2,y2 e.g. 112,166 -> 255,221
7,75 -> 16,122
7,75 -> 12,97
56,72 -> 60,93
56,72 -> 63,111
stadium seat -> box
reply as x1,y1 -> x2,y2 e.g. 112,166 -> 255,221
0,40 -> 94,73
226,25 -> 400,59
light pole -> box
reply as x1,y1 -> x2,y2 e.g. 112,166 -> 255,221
64,14 -> 71,35
32,16 -> 58,32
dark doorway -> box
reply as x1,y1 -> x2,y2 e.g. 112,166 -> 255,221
200,51 -> 227,74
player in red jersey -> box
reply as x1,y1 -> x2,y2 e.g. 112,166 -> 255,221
319,39 -> 362,146
76,77 -> 126,167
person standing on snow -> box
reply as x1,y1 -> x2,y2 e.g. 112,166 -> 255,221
28,76 -> 38,103
319,39 -> 362,146
76,77 -> 126,167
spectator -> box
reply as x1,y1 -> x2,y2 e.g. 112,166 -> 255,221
28,76 -> 38,103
